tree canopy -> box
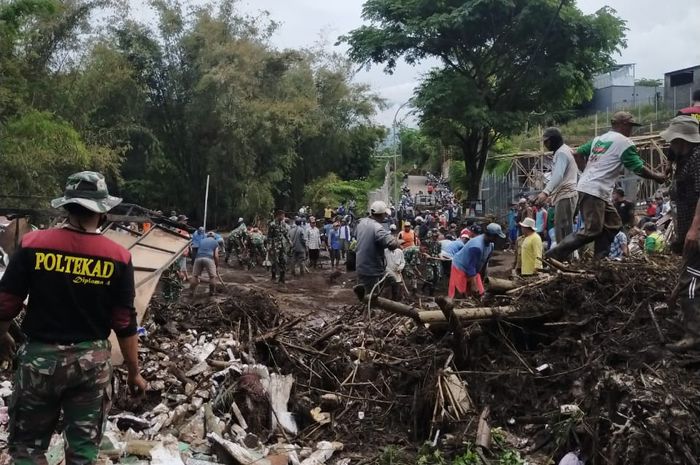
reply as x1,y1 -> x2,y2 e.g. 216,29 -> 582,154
343,0 -> 627,200
0,0 -> 386,224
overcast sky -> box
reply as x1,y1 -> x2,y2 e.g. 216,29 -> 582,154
134,0 -> 700,126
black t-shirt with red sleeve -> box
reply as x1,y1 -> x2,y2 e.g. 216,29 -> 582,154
0,228 -> 137,343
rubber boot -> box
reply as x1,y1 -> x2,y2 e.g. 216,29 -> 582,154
593,230 -> 617,259
545,233 -> 590,261
209,284 -> 216,296
278,272 -> 286,284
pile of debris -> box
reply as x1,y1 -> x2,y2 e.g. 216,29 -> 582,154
0,257 -> 698,465
463,257 -> 700,465
100,286 -> 456,464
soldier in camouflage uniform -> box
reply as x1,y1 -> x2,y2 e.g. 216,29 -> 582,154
266,210 -> 291,283
402,245 -> 422,295
0,171 -> 146,465
248,227 -> 267,268
422,228 -> 443,295
226,218 -> 249,267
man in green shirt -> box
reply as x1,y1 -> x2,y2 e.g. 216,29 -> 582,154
546,111 -> 666,260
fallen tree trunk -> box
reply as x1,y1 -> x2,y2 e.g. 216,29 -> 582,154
419,306 -> 519,323
353,286 -> 518,323
486,277 -> 517,292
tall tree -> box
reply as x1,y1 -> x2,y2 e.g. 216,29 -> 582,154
343,0 -> 626,200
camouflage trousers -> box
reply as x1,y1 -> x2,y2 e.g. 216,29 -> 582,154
9,340 -> 112,465
270,246 -> 288,277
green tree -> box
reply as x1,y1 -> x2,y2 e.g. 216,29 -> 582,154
636,78 -> 662,87
343,0 -> 626,200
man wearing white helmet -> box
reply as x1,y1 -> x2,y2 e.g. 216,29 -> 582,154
355,201 -> 399,293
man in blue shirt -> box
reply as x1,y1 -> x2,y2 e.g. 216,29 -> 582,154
190,232 -> 219,296
191,227 -> 206,261
448,223 -> 505,298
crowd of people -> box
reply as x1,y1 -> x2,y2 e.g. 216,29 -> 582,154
499,111 -> 700,352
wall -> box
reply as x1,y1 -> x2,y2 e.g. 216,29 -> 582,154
665,66 -> 700,112
587,86 -> 659,114
367,162 -> 391,209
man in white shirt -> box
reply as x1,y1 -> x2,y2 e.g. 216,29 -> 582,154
536,127 -> 578,244
384,247 -> 405,301
547,111 -> 666,260
306,219 -> 322,269
339,219 -> 352,261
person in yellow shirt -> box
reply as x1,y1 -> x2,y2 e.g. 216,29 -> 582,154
519,218 -> 543,276
642,222 -> 665,254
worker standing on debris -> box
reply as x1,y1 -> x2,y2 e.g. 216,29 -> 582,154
547,111 -> 666,261
518,218 -> 543,276
0,171 -> 146,464
190,231 -> 220,296
536,127 -> 578,244
355,201 -> 399,294
448,223 -> 505,298
659,116 -> 700,350
267,210 -> 291,283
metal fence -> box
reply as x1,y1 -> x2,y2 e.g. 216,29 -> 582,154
480,169 -> 519,223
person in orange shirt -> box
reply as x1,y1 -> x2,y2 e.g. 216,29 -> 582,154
398,223 -> 419,249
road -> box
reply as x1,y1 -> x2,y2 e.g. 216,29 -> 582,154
406,175 -> 427,195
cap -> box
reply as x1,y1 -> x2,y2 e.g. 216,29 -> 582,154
370,200 -> 388,215
519,217 -> 537,230
390,224 -> 397,231
660,115 -> 700,144
238,217 -> 244,223
611,111 -> 642,127
403,223 -> 411,228
51,171 -> 122,213
518,198 -> 527,204
486,223 -> 506,238
414,216 -> 424,223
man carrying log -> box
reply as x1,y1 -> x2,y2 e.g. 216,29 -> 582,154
448,223 -> 505,298
661,116 -> 700,351
546,111 -> 666,261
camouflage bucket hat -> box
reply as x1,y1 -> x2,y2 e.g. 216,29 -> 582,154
51,171 -> 122,213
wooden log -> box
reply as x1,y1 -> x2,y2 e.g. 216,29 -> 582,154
353,285 -> 422,323
354,285 -> 519,323
486,277 -> 517,292
419,306 -> 518,323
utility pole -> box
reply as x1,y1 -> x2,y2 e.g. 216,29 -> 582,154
392,100 -> 411,207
